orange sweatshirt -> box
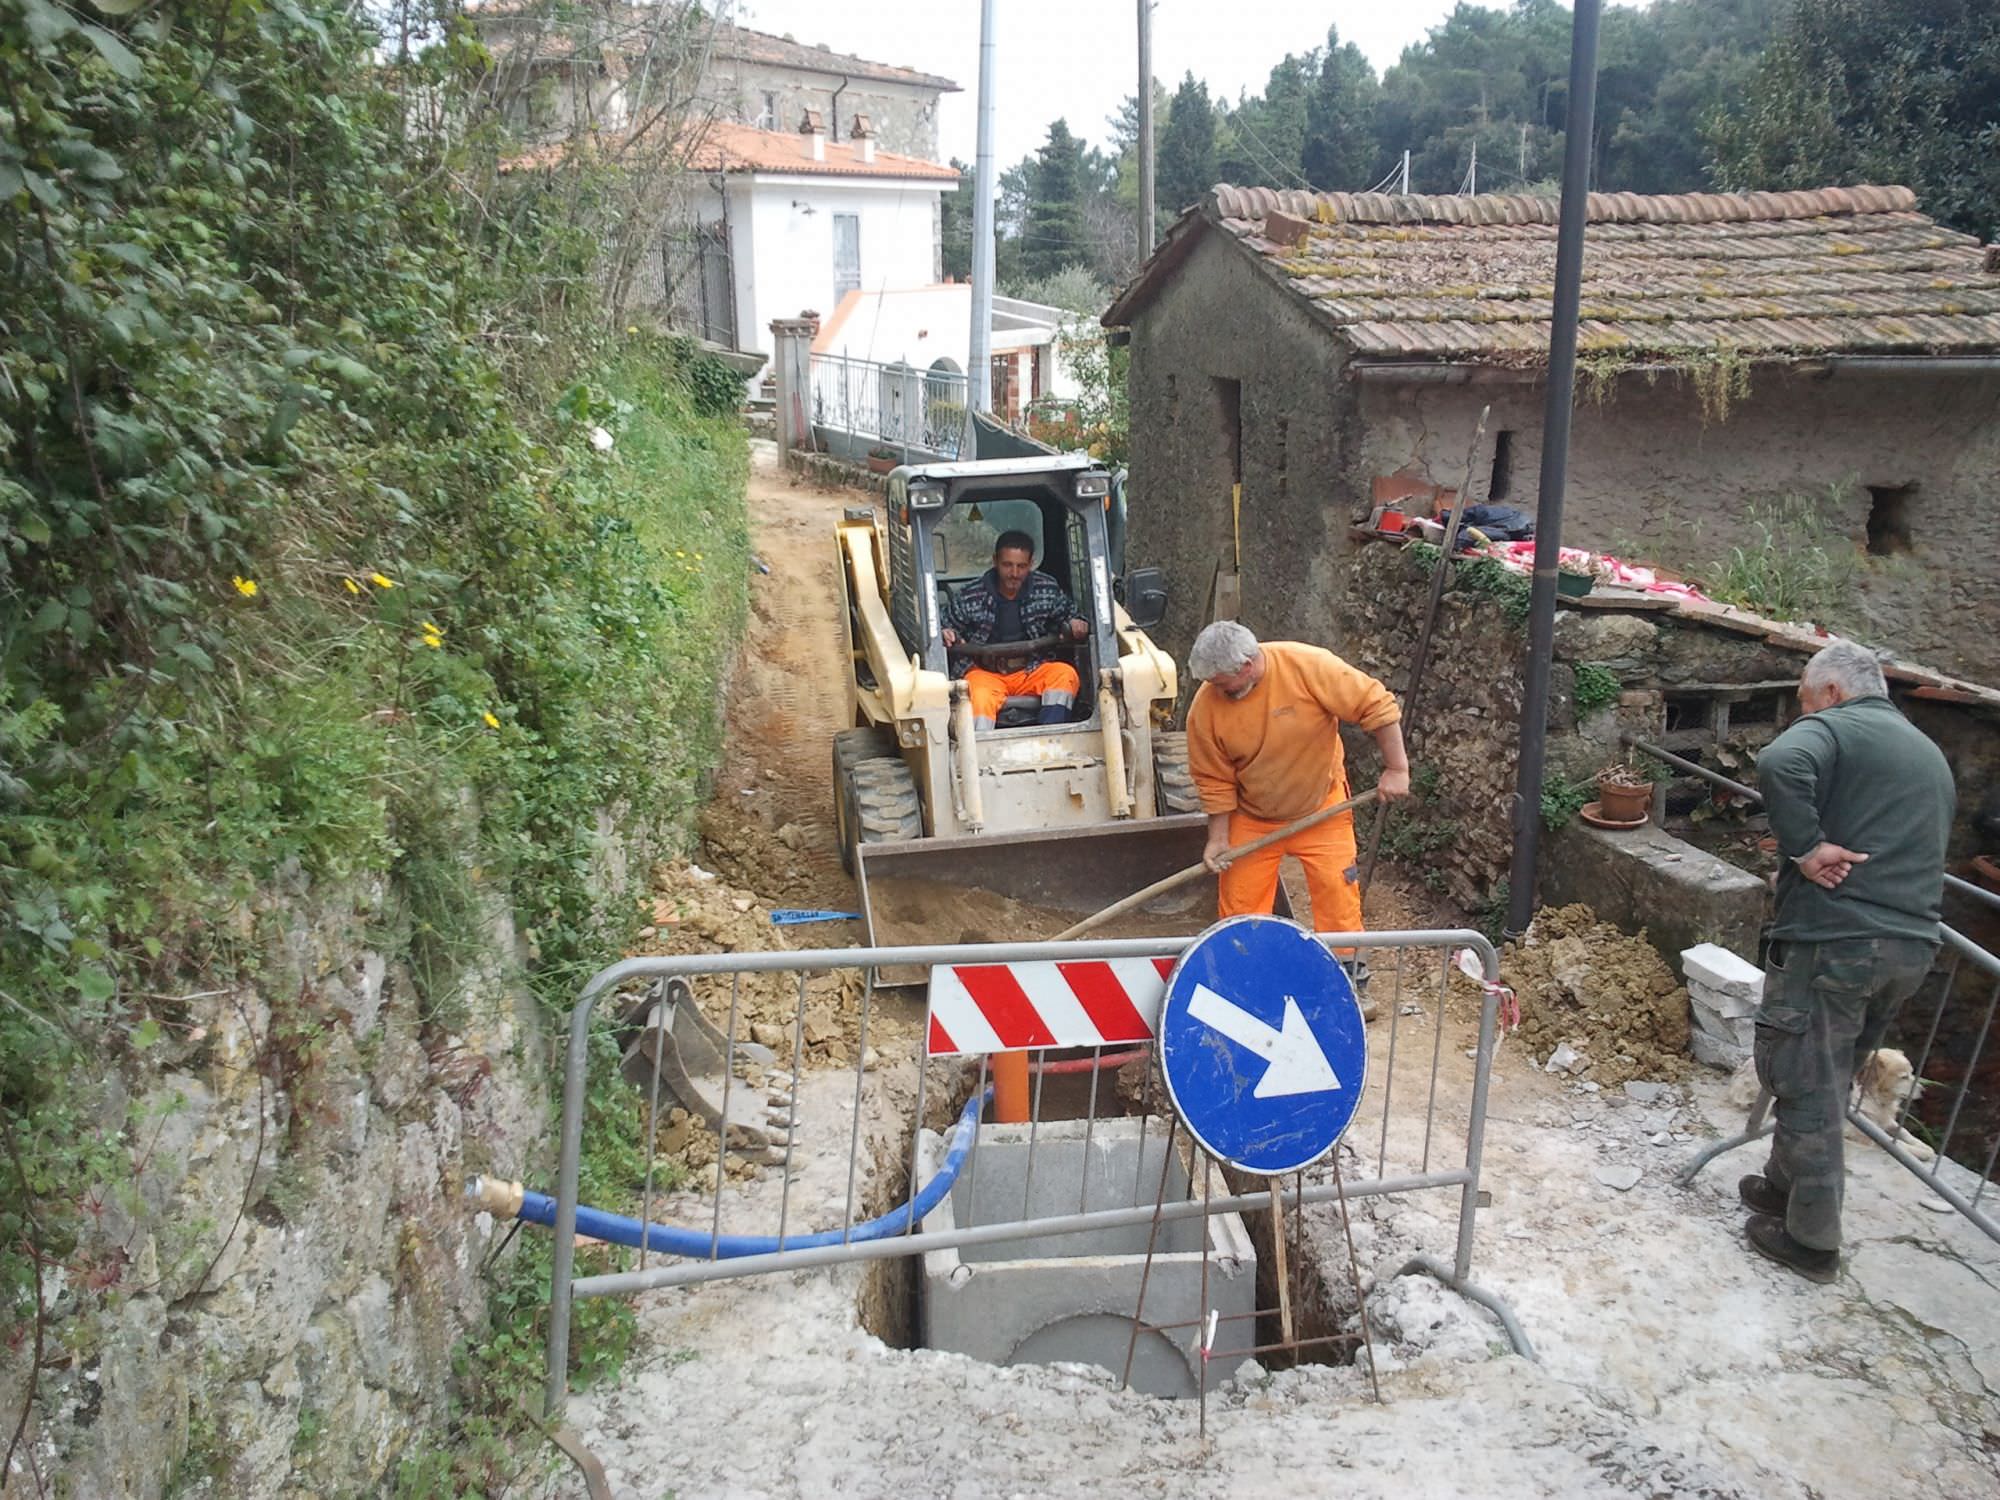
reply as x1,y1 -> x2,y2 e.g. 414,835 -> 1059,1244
1186,642 -> 1401,821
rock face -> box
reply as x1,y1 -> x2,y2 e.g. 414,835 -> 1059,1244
5,874 -> 547,1498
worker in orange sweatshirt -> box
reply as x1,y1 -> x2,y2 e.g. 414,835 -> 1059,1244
1185,621 -> 1409,976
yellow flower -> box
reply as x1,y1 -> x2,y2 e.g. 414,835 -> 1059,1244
421,631 -> 443,650
371,572 -> 396,589
693,551 -> 703,560
231,576 -> 258,597
674,550 -> 685,558
343,577 -> 361,595
422,620 -> 443,636
625,325 -> 639,335
482,711 -> 501,730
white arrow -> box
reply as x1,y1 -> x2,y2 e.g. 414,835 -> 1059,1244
1186,984 -> 1342,1099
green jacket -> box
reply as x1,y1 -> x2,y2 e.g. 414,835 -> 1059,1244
1758,694 -> 1955,943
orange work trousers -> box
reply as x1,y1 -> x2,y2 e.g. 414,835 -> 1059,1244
1217,785 -> 1363,949
965,661 -> 1080,723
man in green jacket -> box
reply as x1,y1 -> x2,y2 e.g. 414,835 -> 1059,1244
1743,640 -> 1955,1282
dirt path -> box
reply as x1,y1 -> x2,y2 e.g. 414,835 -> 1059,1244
694,441 -> 859,912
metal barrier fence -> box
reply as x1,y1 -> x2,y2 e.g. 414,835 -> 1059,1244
808,353 -> 966,460
542,929 -> 1527,1418
1626,736 -> 2000,1233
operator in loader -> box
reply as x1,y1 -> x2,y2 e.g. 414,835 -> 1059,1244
941,530 -> 1090,731
1185,621 -> 1409,974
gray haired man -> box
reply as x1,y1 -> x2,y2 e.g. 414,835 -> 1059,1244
1742,640 -> 1954,1281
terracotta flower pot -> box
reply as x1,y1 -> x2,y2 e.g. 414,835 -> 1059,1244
1596,771 -> 1653,823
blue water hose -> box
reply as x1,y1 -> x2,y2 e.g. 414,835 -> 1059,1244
493,1087 -> 990,1258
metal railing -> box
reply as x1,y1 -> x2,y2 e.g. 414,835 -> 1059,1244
540,928 -> 1528,1418
808,353 -> 966,460
1627,734 -> 2000,1234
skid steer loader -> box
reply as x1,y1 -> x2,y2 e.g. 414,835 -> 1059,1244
832,453 -> 1243,955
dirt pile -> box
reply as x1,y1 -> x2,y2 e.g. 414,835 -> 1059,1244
1497,903 -> 1690,1085
630,859 -> 915,1071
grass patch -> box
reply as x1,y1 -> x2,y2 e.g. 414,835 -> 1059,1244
1702,488 -> 1859,627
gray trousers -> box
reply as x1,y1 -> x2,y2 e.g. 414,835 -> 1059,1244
1754,936 -> 1934,1251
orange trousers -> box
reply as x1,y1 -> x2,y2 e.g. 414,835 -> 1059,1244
1217,786 -> 1364,948
965,661 -> 1080,723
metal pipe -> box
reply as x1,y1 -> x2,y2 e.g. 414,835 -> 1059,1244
1621,734 -> 1761,803
966,0 -> 997,416
573,1167 -> 1476,1298
1504,0 -> 1602,938
1137,0 -> 1155,256
1454,965 -> 1503,1281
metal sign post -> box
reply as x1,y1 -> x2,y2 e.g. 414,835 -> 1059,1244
1158,915 -> 1368,1175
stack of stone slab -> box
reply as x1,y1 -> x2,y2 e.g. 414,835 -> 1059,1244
1681,942 -> 1764,1069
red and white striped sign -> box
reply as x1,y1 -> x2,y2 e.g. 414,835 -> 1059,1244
926,958 -> 1176,1057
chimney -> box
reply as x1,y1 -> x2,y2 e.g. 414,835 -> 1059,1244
798,108 -> 825,162
851,113 -> 876,165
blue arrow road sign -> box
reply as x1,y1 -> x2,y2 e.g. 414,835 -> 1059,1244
1158,915 -> 1367,1175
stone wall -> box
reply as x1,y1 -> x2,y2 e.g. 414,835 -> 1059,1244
1350,364 -> 2000,684
2,872 -> 550,1498
1329,540 -> 1999,920
1123,229 -> 1356,673
703,63 -> 944,161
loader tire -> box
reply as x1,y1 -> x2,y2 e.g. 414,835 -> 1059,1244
848,757 -> 923,863
1153,731 -> 1203,815
832,727 -> 898,873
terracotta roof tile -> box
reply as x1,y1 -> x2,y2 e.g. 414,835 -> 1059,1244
685,121 -> 957,180
1109,183 -> 2000,359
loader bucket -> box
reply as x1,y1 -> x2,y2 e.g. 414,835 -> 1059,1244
855,814 -> 1286,983
617,978 -> 796,1163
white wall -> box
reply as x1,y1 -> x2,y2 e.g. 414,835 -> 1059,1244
729,176 -> 943,358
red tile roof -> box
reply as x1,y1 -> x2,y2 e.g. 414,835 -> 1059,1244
687,121 -> 958,181
1106,184 -> 2000,362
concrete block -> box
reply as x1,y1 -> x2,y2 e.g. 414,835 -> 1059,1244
919,1119 -> 1257,1399
1682,943 -> 1764,1002
1543,823 -> 1768,977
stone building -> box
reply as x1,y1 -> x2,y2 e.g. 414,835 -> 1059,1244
700,23 -> 958,162
474,7 -> 957,162
1103,184 -> 2000,683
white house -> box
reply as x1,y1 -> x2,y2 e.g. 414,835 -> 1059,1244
811,284 -> 1079,423
681,118 -> 959,361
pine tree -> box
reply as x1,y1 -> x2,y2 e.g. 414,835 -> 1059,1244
1020,119 -> 1089,280
1301,27 -> 1381,191
1156,73 -> 1217,218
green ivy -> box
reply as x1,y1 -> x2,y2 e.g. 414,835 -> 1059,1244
0,0 -> 747,1475
1572,663 -> 1622,718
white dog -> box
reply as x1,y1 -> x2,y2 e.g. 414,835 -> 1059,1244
1725,1048 -> 1935,1162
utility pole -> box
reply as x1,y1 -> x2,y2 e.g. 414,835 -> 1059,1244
1504,0 -> 1603,937
1468,139 -> 1478,195
1400,148 -> 1410,195
968,0 -> 998,417
1138,0 -> 1155,256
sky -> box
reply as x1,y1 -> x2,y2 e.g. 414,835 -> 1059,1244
727,0 -> 1482,167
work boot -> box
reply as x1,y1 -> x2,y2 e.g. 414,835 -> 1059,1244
1341,958 -> 1378,1023
1738,1174 -> 1787,1216
1745,1214 -> 1839,1284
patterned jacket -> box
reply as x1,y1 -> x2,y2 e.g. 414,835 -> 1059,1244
942,569 -> 1077,679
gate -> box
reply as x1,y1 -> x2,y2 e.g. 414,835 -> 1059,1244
539,928 -> 1531,1418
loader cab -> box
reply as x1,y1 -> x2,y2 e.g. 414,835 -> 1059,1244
885,458 -> 1118,732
